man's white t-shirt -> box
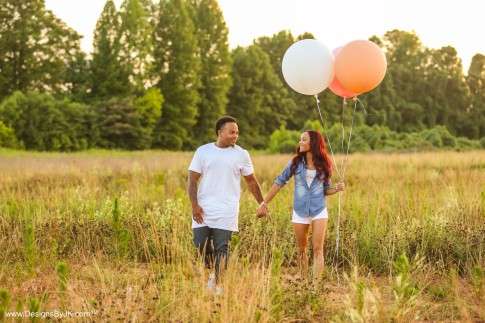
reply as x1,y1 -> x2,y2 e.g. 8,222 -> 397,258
188,143 -> 254,232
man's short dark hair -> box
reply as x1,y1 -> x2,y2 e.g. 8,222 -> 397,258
215,116 -> 237,136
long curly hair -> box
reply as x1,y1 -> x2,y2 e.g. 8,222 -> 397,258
290,130 -> 332,183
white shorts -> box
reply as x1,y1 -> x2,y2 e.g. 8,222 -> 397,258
292,208 -> 328,224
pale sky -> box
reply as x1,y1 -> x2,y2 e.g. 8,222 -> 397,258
45,0 -> 485,72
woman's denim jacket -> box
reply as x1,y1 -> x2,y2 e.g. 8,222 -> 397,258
274,158 -> 330,217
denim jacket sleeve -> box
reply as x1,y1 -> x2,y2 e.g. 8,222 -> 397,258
274,160 -> 293,186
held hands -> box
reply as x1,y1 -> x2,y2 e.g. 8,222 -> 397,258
256,201 -> 269,218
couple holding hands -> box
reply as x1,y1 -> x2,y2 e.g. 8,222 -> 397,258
187,116 -> 344,294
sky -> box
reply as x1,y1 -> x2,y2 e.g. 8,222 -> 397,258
44,0 -> 485,71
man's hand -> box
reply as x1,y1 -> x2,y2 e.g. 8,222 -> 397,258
192,204 -> 204,224
256,202 -> 268,218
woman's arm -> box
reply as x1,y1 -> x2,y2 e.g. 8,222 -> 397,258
257,161 -> 292,216
324,182 -> 345,196
257,183 -> 282,215
263,183 -> 283,204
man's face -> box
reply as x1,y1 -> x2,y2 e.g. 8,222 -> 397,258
218,122 -> 239,146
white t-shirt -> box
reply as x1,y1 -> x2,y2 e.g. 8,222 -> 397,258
188,143 -> 254,231
305,169 -> 316,187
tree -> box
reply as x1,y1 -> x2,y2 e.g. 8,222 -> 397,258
96,97 -> 144,149
134,88 -> 163,148
467,54 -> 485,138
0,91 -> 91,151
0,0 -> 83,100
378,30 -> 427,132
65,51 -> 91,102
227,45 -> 291,149
118,0 -> 154,94
424,46 -> 470,137
189,0 -> 232,146
152,0 -> 200,149
0,121 -> 19,148
91,0 -> 130,98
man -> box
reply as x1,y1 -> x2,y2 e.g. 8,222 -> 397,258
187,116 -> 268,294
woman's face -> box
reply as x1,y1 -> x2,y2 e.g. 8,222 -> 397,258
299,132 -> 311,153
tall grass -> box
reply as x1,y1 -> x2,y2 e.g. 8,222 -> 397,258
0,150 -> 483,321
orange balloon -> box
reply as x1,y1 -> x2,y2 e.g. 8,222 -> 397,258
335,40 -> 387,94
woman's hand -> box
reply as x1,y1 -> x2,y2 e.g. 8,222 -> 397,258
325,182 -> 345,196
334,182 -> 345,192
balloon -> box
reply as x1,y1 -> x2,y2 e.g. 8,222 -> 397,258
329,47 -> 358,99
335,40 -> 387,94
282,39 -> 334,96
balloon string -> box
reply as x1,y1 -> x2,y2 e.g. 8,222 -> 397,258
315,94 -> 367,274
340,99 -> 346,178
314,94 -> 344,273
340,98 -> 359,179
314,95 -> 342,180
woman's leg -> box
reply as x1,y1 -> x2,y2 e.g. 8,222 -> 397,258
293,223 -> 310,277
311,219 -> 328,278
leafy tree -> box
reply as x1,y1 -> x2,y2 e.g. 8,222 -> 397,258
227,45 -> 291,149
91,0 -> 130,98
152,0 -> 200,149
118,0 -> 154,94
189,0 -> 232,146
0,0 -> 83,100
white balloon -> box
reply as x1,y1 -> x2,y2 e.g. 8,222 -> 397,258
282,39 -> 335,96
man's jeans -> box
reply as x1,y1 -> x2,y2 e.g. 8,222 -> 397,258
193,227 -> 232,282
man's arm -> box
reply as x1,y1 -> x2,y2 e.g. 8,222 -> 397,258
243,174 -> 268,217
243,174 -> 264,204
187,170 -> 204,223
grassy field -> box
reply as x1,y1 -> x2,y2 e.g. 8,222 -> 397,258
0,149 -> 484,322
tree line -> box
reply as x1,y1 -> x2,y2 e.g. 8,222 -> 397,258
0,0 -> 484,151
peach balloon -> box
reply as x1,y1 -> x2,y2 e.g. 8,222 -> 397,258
335,40 -> 387,94
329,47 -> 358,99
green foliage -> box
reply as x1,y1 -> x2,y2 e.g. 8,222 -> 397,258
0,92 -> 92,151
268,126 -> 299,153
470,266 -> 484,298
0,289 -> 10,321
134,88 -> 164,147
392,253 -> 419,302
190,0 -> 232,147
270,248 -> 284,321
0,121 -> 19,148
56,261 -> 69,292
269,120 -> 480,153
111,198 -> 132,258
91,0 -> 130,99
118,0 -> 154,94
1,0 -> 484,152
96,97 -> 147,150
152,0 -> 201,149
0,0 -> 84,100
227,45 -> 292,149
480,137 -> 485,149
23,217 -> 37,272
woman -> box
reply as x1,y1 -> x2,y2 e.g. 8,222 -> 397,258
257,130 -> 344,278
